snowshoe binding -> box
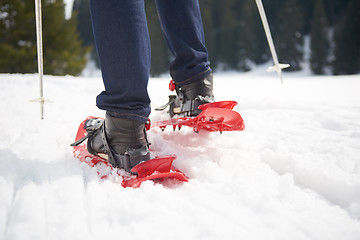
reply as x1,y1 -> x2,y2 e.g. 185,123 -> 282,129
154,74 -> 245,133
155,73 -> 215,117
71,116 -> 189,188
71,112 -> 150,173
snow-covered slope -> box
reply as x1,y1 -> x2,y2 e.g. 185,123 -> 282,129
0,72 -> 359,240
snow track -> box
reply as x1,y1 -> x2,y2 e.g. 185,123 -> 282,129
0,72 -> 359,239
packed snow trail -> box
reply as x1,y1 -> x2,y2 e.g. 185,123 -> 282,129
0,72 -> 360,240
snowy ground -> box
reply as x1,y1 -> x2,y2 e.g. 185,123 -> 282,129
0,70 -> 360,240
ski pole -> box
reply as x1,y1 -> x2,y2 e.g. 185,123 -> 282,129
31,0 -> 49,119
254,0 -> 290,83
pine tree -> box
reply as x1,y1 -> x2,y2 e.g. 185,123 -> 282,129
42,0 -> 89,75
72,0 -> 98,67
310,0 -> 330,75
238,0 -> 269,71
273,0 -> 305,71
217,0 -> 240,70
72,0 -> 93,47
0,0 -> 37,73
333,0 -> 360,75
298,0 -> 315,34
0,0 -> 89,75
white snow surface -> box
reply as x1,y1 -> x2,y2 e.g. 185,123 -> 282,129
1,71 -> 360,240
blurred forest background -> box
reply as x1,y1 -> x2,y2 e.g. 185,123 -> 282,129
0,0 -> 359,76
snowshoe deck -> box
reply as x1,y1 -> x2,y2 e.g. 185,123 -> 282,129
153,101 -> 245,133
72,116 -> 188,188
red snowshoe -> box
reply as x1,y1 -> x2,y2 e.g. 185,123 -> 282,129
153,100 -> 245,133
154,78 -> 245,133
71,116 -> 188,188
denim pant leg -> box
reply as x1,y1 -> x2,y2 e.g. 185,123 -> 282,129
89,0 -> 151,123
155,0 -> 212,87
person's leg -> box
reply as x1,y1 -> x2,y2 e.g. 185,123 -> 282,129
155,0 -> 212,87
89,0 -> 151,123
88,0 -> 150,171
155,0 -> 214,116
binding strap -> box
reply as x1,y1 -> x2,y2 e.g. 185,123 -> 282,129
71,118 -> 150,173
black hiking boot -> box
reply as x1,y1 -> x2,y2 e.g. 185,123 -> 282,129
86,112 -> 150,173
156,73 -> 215,117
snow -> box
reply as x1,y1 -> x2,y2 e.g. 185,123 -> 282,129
64,0 -> 74,19
1,70 -> 360,240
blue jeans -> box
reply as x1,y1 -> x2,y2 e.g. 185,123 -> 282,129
89,0 -> 211,123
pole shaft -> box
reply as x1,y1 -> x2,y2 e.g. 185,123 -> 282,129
35,0 -> 44,119
254,0 -> 280,66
